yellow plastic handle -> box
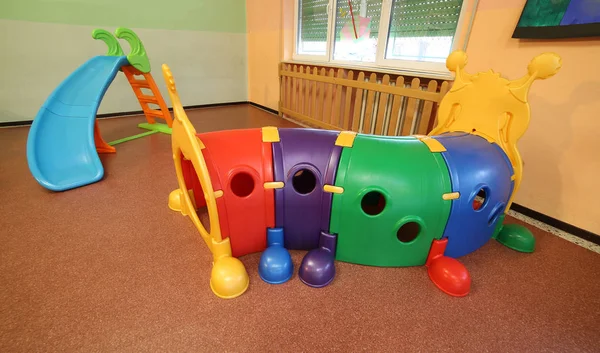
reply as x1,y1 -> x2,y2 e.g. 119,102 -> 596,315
163,64 -> 222,247
163,64 -> 249,299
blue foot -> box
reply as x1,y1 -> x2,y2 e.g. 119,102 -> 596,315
299,232 -> 337,288
259,228 -> 293,284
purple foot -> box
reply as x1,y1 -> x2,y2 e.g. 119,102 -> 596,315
298,231 -> 337,288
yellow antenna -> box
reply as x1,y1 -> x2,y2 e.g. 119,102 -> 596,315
429,50 -> 562,211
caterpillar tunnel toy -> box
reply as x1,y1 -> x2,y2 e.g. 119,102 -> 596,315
163,50 -> 562,299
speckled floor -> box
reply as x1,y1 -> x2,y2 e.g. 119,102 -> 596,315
507,210 -> 600,254
1,105 -> 599,352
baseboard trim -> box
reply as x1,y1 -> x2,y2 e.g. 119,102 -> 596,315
0,101 -> 249,128
510,203 -> 599,245
248,102 -> 279,115
0,120 -> 33,128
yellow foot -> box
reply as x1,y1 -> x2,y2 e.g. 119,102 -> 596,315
168,189 -> 184,213
210,256 -> 249,299
168,188 -> 197,216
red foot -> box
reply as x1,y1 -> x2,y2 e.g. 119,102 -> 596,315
425,239 -> 471,297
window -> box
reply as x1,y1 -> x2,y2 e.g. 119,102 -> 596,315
293,0 -> 473,76
297,0 -> 330,57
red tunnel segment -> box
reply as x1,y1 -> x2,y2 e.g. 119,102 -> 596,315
181,128 -> 274,257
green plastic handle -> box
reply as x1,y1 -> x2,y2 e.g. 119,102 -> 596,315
115,27 -> 151,73
92,29 -> 124,56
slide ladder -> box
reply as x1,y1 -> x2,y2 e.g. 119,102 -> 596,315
122,66 -> 172,128
94,27 -> 173,131
88,28 -> 174,147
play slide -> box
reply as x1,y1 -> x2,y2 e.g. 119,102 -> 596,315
26,55 -> 130,191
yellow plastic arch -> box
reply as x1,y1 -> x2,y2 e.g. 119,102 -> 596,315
162,64 -> 249,299
429,50 -> 562,211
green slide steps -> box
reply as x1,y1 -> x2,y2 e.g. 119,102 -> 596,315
115,27 -> 151,73
329,135 -> 453,267
92,29 -> 124,56
92,27 -> 151,73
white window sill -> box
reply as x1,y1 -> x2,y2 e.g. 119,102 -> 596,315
281,59 -> 456,81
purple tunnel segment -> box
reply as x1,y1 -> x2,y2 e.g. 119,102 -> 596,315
271,128 -> 342,250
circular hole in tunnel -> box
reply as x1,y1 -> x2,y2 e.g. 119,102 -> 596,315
488,203 -> 506,226
361,191 -> 386,216
473,188 -> 488,211
397,222 -> 421,243
230,172 -> 255,197
292,169 -> 317,195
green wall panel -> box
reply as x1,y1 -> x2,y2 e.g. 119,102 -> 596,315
0,0 -> 246,33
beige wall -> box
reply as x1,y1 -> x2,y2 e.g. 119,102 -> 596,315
246,0 -> 282,111
247,0 -> 600,234
466,0 -> 600,234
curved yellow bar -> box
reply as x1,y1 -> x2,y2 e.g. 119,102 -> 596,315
161,64 -> 249,299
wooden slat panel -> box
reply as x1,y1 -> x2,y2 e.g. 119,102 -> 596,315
311,67 -> 318,119
304,66 -> 312,117
291,65 -> 298,112
286,64 -> 292,111
416,80 -> 439,135
279,63 -> 285,112
294,66 -> 300,114
280,69 -> 440,102
277,62 -> 450,136
439,80 -> 450,97
352,72 -> 366,131
303,66 -> 309,116
342,71 -> 354,130
281,107 -> 343,131
374,74 -> 391,135
298,66 -> 304,116
332,68 -> 345,127
400,78 -> 421,135
322,69 -> 335,124
386,76 -> 405,136
362,73 -> 378,134
316,68 -> 327,121
428,80 -> 450,132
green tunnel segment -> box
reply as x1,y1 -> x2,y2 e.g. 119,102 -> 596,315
329,134 -> 453,267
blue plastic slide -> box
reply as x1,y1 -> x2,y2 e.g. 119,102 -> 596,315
27,56 -> 129,191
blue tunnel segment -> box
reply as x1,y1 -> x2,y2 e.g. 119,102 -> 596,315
432,132 -> 515,258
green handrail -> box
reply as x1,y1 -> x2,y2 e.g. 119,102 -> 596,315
92,29 -> 124,56
115,27 -> 151,73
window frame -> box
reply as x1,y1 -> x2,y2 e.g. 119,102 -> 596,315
292,0 -> 478,77
292,0 -> 336,62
